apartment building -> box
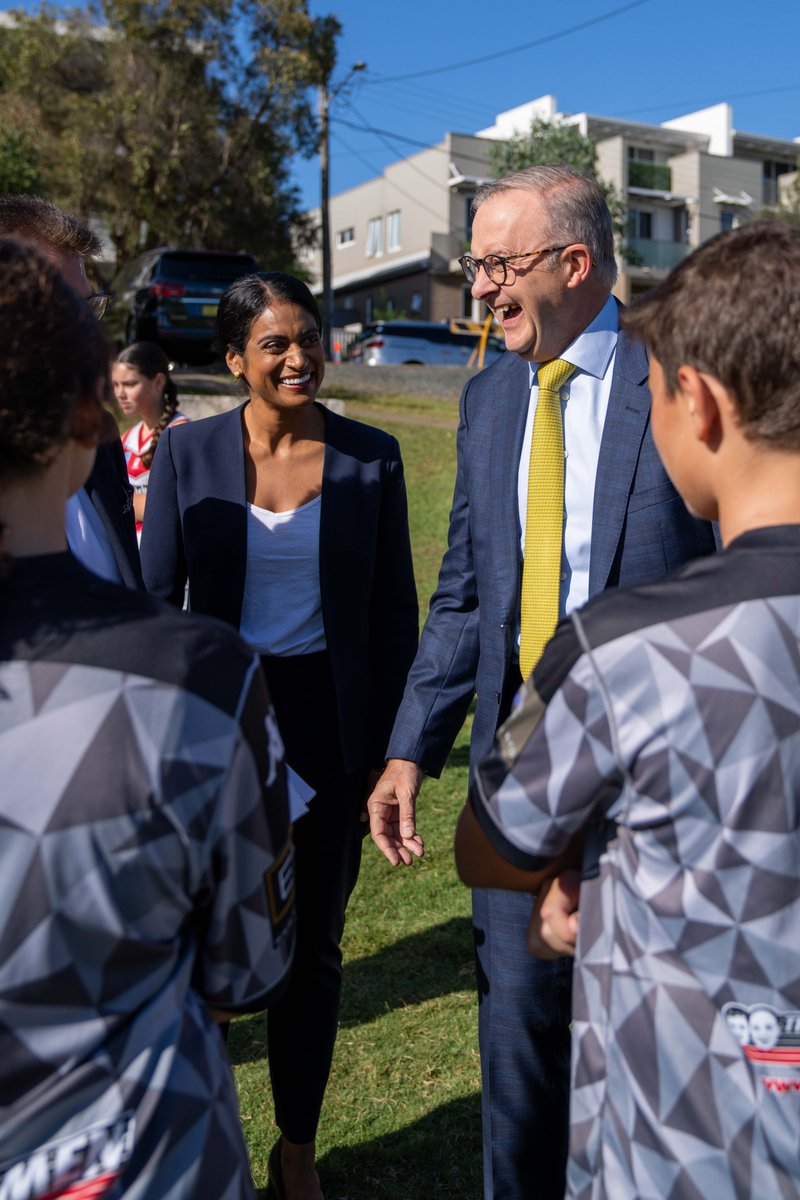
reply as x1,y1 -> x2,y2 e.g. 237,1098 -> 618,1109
299,94 -> 799,323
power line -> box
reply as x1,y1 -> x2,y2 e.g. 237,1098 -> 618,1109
332,115 -> 496,171
344,100 -> 453,192
615,81 -> 800,119
361,0 -> 652,84
329,129 -> 451,226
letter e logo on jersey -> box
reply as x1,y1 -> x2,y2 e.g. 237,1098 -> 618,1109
265,841 -> 295,943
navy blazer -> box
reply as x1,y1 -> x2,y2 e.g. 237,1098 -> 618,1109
84,439 -> 144,590
140,402 -> 419,773
387,331 -> 718,776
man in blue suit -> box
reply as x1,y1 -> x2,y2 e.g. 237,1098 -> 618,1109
367,165 -> 717,1200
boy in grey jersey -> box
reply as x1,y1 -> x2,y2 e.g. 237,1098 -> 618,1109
0,237 -> 295,1200
456,220 -> 800,1199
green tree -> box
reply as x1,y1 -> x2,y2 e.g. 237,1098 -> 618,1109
490,116 -> 628,250
0,127 -> 44,194
0,1 -> 332,268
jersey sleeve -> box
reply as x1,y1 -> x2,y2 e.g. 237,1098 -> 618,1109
192,654 -> 295,1013
470,614 -> 625,872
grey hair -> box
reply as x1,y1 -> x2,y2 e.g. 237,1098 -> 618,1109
472,164 -> 618,289
0,195 -> 101,260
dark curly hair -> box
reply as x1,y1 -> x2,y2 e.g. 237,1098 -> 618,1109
114,341 -> 179,468
0,236 -> 109,556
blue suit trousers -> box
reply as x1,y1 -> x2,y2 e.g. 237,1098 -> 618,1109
472,887 -> 573,1200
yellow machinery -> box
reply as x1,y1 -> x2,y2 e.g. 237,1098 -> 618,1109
449,313 -> 502,369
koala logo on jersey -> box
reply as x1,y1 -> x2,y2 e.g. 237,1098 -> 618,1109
264,707 -> 284,788
723,1001 -> 800,1093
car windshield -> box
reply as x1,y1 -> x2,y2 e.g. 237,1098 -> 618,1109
158,254 -> 257,284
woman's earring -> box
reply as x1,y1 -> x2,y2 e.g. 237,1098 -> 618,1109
233,371 -> 241,379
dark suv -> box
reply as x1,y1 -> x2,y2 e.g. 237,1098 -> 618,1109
106,248 -> 259,358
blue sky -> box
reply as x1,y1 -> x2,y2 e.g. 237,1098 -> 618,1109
7,0 -> 799,212
297,0 -> 800,209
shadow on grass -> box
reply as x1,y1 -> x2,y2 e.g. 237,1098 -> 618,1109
320,1093 -> 482,1200
445,743 -> 471,769
228,917 -> 476,1067
339,916 -> 475,1028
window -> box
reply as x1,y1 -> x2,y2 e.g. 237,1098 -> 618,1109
366,217 -> 383,258
673,207 -> 689,243
365,296 -> 374,322
464,195 -> 475,240
628,147 -> 671,191
628,209 -> 653,240
763,160 -> 794,206
719,209 -> 737,233
387,210 -> 401,252
336,227 -> 355,248
410,291 -> 423,313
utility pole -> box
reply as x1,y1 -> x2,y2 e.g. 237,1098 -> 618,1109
319,61 -> 365,359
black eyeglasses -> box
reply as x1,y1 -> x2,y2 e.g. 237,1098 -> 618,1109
87,291 -> 109,320
458,246 -> 570,286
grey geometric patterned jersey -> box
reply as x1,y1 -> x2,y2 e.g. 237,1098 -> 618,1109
0,554 -> 295,1200
472,526 -> 800,1200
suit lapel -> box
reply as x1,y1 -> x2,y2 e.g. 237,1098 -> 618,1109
210,405 -> 248,627
318,406 -> 353,644
589,333 -> 651,596
490,355 -> 529,618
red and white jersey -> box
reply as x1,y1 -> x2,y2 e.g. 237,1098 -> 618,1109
122,413 -> 189,533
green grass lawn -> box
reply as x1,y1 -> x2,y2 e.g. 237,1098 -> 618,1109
230,393 -> 484,1198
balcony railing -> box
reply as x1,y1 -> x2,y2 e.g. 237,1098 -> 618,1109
628,161 -> 672,191
626,238 -> 691,271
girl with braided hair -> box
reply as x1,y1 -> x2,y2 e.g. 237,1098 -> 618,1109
114,341 -> 189,538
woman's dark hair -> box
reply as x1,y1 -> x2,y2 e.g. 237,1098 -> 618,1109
215,272 -> 322,362
115,341 -> 179,468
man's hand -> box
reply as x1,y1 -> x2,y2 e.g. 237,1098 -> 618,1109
367,758 -> 424,866
527,870 -> 581,958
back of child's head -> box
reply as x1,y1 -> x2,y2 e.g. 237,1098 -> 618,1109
623,220 -> 800,449
0,235 -> 108,484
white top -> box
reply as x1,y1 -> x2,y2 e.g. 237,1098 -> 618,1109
518,293 -> 619,625
65,487 -> 123,585
239,495 -> 326,656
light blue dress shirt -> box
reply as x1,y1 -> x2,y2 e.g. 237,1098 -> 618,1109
517,293 -> 619,624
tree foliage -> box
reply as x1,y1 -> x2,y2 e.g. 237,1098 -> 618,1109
0,1 -> 337,268
490,117 -> 628,247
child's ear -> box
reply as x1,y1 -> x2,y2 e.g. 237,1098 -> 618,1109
676,365 -> 723,449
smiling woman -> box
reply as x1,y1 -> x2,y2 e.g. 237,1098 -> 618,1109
139,271 -> 419,1200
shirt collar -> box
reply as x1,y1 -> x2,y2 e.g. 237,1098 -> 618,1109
528,293 -> 619,388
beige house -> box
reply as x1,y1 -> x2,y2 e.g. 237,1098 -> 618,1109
299,94 -> 799,324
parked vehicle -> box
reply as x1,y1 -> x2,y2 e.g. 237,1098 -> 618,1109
347,320 -> 505,367
106,248 -> 259,359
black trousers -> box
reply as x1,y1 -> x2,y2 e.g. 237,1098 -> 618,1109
260,651 -> 365,1144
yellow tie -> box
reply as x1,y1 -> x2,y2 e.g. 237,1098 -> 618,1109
519,358 -> 576,679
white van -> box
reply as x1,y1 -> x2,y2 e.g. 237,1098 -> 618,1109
348,321 -> 505,367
